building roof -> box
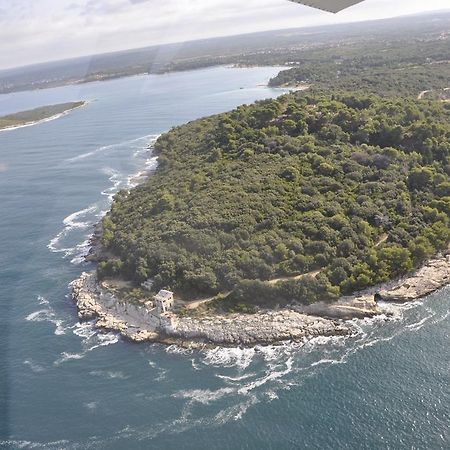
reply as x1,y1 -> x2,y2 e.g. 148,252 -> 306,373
155,290 -> 173,300
288,0 -> 364,13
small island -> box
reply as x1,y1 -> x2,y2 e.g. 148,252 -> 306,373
0,101 -> 86,131
72,89 -> 450,347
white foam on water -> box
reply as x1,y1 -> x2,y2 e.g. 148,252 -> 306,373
63,205 -> 97,229
217,372 -> 258,382
299,300 -> 439,371
202,346 -> 255,369
266,390 -> 279,401
101,167 -> 125,200
172,387 -> 235,405
84,401 -> 98,411
376,300 -> 423,321
405,314 -> 434,331
69,238 -> 91,265
155,368 -> 168,382
311,332 -> 349,347
166,345 -> 193,356
214,395 -> 259,423
72,321 -> 97,340
194,303 -> 438,410
48,134 -> 159,270
89,370 -> 129,380
74,320 -> 119,349
54,322 -> 120,366
190,358 -> 202,371
237,357 -> 294,395
25,303 -> 67,336
23,359 -> 46,373
54,351 -> 86,365
38,295 -> 49,305
127,156 -> 159,188
86,332 -> 119,351
47,204 -> 98,256
431,308 -> 450,325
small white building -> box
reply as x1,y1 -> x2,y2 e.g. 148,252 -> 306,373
154,289 -> 174,314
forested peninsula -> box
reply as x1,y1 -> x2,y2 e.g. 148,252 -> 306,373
0,101 -> 85,131
68,11 -> 450,346
92,91 -> 450,311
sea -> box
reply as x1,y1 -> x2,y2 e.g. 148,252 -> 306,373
0,66 -> 449,450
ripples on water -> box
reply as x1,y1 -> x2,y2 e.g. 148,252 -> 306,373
19,282 -> 450,449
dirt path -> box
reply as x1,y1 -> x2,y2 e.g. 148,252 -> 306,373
375,233 -> 389,247
178,292 -> 231,310
418,90 -> 431,99
418,87 -> 450,101
268,234 -> 388,286
268,269 -> 321,285
177,233 -> 390,309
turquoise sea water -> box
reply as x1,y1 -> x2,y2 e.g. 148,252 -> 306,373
1,66 -> 449,450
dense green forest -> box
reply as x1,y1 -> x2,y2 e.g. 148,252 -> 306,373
97,91 -> 450,307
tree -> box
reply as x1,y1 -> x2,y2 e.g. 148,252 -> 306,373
153,191 -> 175,213
408,167 -> 434,190
378,245 -> 413,277
409,236 -> 434,265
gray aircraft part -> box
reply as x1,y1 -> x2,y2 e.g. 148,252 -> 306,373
288,0 -> 364,13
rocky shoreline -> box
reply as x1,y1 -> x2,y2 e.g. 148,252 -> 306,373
71,249 -> 450,347
71,272 -> 351,347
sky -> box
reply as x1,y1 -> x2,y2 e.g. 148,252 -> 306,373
1,0 -> 449,70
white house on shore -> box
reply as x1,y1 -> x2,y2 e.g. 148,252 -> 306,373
154,289 -> 174,314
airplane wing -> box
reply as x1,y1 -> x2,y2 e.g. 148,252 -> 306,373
288,0 -> 364,13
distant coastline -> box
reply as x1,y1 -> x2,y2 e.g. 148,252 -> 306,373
0,101 -> 87,132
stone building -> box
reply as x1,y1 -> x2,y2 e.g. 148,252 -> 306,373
154,289 -> 174,314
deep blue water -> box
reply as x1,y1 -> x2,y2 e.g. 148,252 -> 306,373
1,66 -> 450,450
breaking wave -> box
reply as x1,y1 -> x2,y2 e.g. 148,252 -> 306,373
25,296 -> 68,336
54,324 -> 120,366
47,204 -> 98,257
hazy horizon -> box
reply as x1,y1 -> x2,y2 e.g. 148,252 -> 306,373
1,0 -> 449,71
